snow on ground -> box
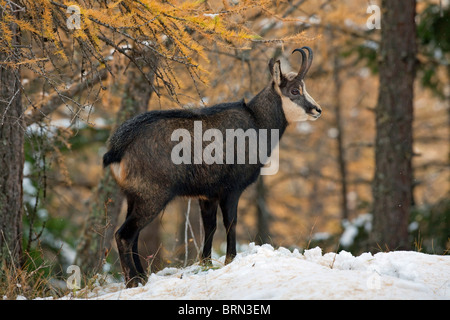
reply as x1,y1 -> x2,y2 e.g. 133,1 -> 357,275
67,243 -> 450,300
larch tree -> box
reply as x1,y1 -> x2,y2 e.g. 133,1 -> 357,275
371,0 -> 417,251
0,5 -> 24,270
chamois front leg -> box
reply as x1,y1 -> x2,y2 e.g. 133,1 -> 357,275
220,193 -> 241,265
199,198 -> 219,265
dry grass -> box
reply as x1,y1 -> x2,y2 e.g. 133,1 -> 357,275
0,253 -> 70,300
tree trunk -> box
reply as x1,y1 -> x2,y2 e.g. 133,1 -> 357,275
332,51 -> 349,221
371,0 -> 417,251
75,52 -> 159,274
0,11 -> 24,270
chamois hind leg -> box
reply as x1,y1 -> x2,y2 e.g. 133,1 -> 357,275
199,198 -> 219,265
116,192 -> 170,288
219,192 -> 241,265
115,215 -> 142,288
122,195 -> 145,276
131,231 -> 145,276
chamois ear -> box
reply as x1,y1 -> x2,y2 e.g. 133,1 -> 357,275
269,58 -> 282,87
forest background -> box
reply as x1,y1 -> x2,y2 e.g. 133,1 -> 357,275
0,0 -> 448,298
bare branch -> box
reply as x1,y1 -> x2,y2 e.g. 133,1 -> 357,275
24,68 -> 108,126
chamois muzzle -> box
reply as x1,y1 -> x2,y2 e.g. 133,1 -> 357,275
310,106 -> 322,119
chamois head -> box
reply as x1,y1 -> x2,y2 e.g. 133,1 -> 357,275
270,46 -> 322,123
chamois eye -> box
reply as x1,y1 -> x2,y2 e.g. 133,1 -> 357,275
291,88 -> 300,95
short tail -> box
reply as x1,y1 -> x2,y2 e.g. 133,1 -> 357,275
103,111 -> 155,168
103,149 -> 121,168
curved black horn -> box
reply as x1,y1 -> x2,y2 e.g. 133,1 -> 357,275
292,46 -> 314,80
292,48 -> 307,80
300,46 -> 313,78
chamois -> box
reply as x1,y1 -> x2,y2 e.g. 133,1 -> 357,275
103,47 -> 322,287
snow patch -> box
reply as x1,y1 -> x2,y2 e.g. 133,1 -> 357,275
55,244 -> 450,300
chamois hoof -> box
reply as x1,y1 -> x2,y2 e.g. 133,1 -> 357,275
224,255 -> 235,265
125,275 -> 146,288
200,257 -> 213,267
